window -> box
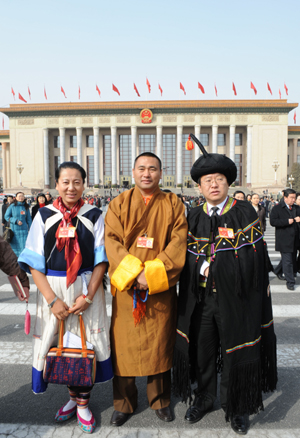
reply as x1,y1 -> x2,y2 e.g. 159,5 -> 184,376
119,135 -> 131,175
54,136 -> 60,148
235,133 -> 242,146
297,139 -> 300,147
287,155 -> 289,167
297,155 -> 300,164
139,134 -> 156,154
0,158 -> 2,170
54,156 -> 61,170
217,134 -> 226,146
182,134 -> 194,178
234,154 -> 242,186
103,135 -> 111,176
86,136 -> 94,148
86,156 -> 94,186
70,136 -> 77,148
163,134 -> 176,175
200,134 -> 209,146
70,156 -> 77,163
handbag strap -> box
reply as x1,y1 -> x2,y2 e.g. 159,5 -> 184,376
57,315 -> 89,357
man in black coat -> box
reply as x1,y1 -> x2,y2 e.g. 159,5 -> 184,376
270,188 -> 300,291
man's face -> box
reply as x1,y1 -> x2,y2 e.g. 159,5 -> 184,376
46,194 -> 51,201
198,173 -> 229,205
7,197 -> 13,204
235,193 -> 245,201
133,156 -> 162,194
284,194 -> 296,206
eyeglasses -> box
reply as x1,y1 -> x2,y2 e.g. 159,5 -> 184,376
201,176 -> 227,187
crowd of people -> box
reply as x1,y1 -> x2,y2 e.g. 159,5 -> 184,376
4,147 -> 298,435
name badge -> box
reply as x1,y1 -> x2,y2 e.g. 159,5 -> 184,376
20,210 -> 25,215
58,226 -> 76,238
137,236 -> 154,248
218,227 -> 234,239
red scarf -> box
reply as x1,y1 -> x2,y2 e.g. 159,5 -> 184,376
53,196 -> 84,288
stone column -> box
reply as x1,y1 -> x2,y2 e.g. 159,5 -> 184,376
194,125 -> 201,161
229,125 -> 236,162
156,125 -> 163,161
43,129 -> 50,188
93,127 -> 99,185
247,125 -> 253,187
212,125 -> 218,153
59,128 -> 66,163
176,125 -> 183,186
76,127 -> 82,166
131,126 -> 137,184
111,126 -> 117,185
2,142 -> 7,189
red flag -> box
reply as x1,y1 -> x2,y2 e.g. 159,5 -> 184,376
146,78 -> 151,93
232,82 -> 237,96
267,82 -> 272,95
134,83 -> 140,97
18,93 -> 27,103
279,89 -> 281,99
214,84 -> 218,97
294,111 -> 296,124
112,84 -> 120,95
28,86 -> 31,100
61,86 -> 67,98
11,87 -> 15,100
44,86 -> 47,100
2,117 -> 4,130
158,83 -> 163,96
284,83 -> 288,95
250,82 -> 257,95
96,84 -> 101,96
198,82 -> 205,94
78,86 -> 80,100
180,82 -> 186,95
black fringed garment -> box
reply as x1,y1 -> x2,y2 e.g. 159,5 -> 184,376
173,198 -> 277,421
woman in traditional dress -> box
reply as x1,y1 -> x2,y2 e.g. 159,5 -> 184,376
5,191 -> 32,256
18,162 -> 113,434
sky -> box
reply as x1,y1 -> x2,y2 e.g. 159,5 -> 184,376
0,0 -> 299,127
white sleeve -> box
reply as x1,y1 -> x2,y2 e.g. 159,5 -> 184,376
200,260 -> 210,276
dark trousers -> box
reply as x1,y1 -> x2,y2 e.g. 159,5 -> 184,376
191,293 -> 230,410
113,370 -> 171,413
275,252 -> 296,287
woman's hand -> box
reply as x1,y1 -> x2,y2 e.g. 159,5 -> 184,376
69,295 -> 91,315
18,221 -> 23,226
51,298 -> 70,320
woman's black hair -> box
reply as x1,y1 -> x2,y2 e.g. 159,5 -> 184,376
14,192 -> 29,210
55,161 -> 86,183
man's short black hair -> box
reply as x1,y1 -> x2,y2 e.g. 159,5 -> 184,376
55,161 -> 86,183
233,190 -> 245,199
283,188 -> 296,197
134,152 -> 161,170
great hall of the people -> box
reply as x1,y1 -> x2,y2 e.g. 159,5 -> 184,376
0,99 -> 299,192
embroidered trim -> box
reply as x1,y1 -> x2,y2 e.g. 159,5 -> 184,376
90,327 -> 105,334
176,328 -> 190,343
226,335 -> 261,354
261,319 -> 274,329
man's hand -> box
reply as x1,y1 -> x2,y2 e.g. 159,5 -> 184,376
136,269 -> 148,290
289,218 -> 294,225
295,216 -> 300,223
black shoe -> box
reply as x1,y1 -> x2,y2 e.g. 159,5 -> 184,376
184,395 -> 213,424
287,284 -> 295,291
277,273 -> 285,281
110,410 -> 130,427
155,406 -> 173,422
231,414 -> 249,435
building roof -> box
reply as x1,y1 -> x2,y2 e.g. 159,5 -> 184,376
0,99 -> 297,117
288,126 -> 300,133
0,130 -> 10,140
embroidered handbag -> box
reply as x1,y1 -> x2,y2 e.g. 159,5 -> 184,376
43,315 -> 96,387
3,221 -> 14,243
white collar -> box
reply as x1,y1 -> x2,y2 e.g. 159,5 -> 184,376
207,196 -> 228,216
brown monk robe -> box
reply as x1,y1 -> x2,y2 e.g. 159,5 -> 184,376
105,165 -> 187,424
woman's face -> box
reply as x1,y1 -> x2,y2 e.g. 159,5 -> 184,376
16,193 -> 25,202
251,194 -> 260,206
296,195 -> 300,206
55,168 -> 84,208
38,196 -> 45,204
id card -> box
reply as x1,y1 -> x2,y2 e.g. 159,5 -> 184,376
218,227 -> 234,239
20,210 -> 25,215
137,236 -> 154,248
58,226 -> 76,238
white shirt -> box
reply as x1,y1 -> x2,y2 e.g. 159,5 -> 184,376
200,196 -> 228,277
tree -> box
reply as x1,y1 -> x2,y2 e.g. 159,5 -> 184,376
289,163 -> 300,192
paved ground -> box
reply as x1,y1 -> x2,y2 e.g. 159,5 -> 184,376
0,214 -> 300,437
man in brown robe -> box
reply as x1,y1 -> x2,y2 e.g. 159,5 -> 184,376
105,152 -> 187,426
